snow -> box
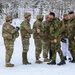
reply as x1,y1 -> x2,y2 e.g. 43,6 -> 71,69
0,18 -> 75,75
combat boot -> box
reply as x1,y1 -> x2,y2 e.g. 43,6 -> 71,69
47,60 -> 56,65
35,60 -> 43,64
22,52 -> 31,65
44,58 -> 51,62
6,63 -> 14,67
57,60 -> 66,66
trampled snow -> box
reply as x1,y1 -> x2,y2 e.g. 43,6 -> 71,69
0,18 -> 75,75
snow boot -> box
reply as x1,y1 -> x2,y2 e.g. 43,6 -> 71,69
6,63 -> 14,67
47,60 -> 56,65
57,60 -> 66,66
22,52 -> 31,65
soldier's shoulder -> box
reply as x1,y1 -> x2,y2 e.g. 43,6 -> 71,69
21,21 -> 25,24
3,23 -> 15,30
21,21 -> 26,25
54,17 -> 60,21
34,20 -> 41,25
53,17 -> 60,23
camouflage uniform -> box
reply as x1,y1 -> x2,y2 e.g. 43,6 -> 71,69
68,16 -> 75,61
60,18 -> 72,60
2,15 -> 19,67
42,21 -> 50,61
60,19 -> 69,39
33,14 -> 43,63
47,17 -> 65,65
20,12 -> 32,64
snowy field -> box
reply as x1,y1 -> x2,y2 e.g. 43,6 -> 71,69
0,18 -> 75,75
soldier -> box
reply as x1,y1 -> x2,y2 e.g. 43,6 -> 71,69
47,12 -> 66,65
2,15 -> 19,67
60,14 -> 72,61
42,15 -> 51,62
20,12 -> 32,65
33,14 -> 43,64
68,11 -> 75,63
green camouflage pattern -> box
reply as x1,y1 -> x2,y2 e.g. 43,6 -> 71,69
49,17 -> 64,60
20,19 -> 32,52
60,19 -> 70,38
68,16 -> 75,59
42,21 -> 50,59
2,23 -> 19,63
33,19 -> 43,60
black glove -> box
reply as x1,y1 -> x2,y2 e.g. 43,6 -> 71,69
61,38 -> 67,43
16,26 -> 20,30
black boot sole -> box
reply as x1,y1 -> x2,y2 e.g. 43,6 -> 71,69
57,63 -> 66,66
47,63 -> 56,65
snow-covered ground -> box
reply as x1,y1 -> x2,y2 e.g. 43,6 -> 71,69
0,18 -> 75,75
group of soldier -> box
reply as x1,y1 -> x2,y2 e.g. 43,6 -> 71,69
2,11 -> 75,67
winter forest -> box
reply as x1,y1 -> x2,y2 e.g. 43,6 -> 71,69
0,0 -> 75,20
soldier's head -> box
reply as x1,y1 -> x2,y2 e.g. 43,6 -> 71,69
49,12 -> 55,20
45,15 -> 50,22
5,15 -> 13,24
69,11 -> 74,19
63,14 -> 69,20
24,12 -> 31,21
36,14 -> 44,21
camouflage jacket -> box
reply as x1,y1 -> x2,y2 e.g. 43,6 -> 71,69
60,19 -> 69,38
20,19 -> 32,39
2,23 -> 19,41
33,20 -> 43,39
49,17 -> 60,40
68,16 -> 75,39
42,21 -> 50,39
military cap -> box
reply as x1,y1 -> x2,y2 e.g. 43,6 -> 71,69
5,15 -> 12,22
36,14 -> 44,19
24,12 -> 31,18
49,12 -> 55,17
69,11 -> 74,14
64,14 -> 68,17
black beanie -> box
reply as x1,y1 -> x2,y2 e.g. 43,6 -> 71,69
69,11 -> 74,14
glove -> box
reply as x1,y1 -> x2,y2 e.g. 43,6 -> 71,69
16,26 -> 20,30
61,38 -> 67,43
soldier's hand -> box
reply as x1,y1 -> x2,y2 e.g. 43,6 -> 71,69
37,29 -> 40,33
54,39 -> 57,43
16,26 -> 20,30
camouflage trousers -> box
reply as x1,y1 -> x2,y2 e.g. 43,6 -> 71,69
42,40 -> 50,59
21,38 -> 30,52
51,39 -> 64,60
69,39 -> 75,59
4,39 -> 14,64
34,38 -> 42,60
